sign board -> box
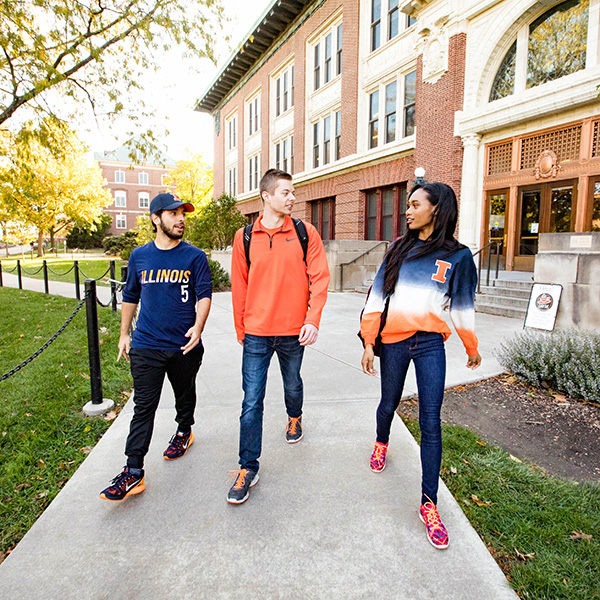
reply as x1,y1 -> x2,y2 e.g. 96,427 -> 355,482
524,283 -> 563,331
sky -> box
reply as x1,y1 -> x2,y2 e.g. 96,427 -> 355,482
86,0 -> 274,163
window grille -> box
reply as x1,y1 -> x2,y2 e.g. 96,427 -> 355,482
520,126 -> 581,169
488,142 -> 513,175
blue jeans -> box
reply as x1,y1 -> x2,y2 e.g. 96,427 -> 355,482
239,334 -> 305,473
377,332 -> 446,505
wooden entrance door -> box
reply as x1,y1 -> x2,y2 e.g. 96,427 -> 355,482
514,180 -> 576,271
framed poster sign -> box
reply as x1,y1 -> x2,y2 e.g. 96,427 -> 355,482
524,283 -> 563,331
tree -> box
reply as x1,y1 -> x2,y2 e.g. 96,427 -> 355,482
66,213 -> 113,249
0,0 -> 224,151
0,119 -> 113,256
187,193 -> 247,251
165,153 -> 213,208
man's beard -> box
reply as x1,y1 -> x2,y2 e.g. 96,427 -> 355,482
159,218 -> 184,240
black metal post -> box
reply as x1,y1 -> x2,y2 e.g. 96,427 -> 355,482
486,246 -> 492,287
17,259 -> 22,289
477,253 -> 482,295
85,279 -> 103,405
495,241 -> 501,280
43,260 -> 49,294
0,261 -> 3,287
110,260 -> 117,312
74,260 -> 80,300
121,264 -> 128,285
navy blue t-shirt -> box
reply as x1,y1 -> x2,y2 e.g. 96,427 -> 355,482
122,241 -> 212,351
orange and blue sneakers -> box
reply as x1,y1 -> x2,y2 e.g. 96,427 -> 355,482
370,441 -> 389,472
163,429 -> 194,460
419,500 -> 449,549
100,467 -> 145,502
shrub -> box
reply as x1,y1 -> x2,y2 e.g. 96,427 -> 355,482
495,328 -> 600,403
208,258 -> 230,291
102,231 -> 138,259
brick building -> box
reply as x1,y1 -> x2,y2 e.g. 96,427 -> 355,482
197,0 -> 600,283
94,141 -> 176,235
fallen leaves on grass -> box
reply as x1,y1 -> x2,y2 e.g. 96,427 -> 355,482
515,548 -> 535,561
471,494 -> 492,507
570,530 -> 593,543
104,411 -> 117,421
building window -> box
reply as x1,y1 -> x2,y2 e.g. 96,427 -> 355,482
247,95 -> 260,136
371,0 -> 381,51
314,43 -> 321,90
365,184 -> 407,241
385,81 -> 397,143
311,198 -> 335,241
275,135 -> 294,174
313,122 -> 320,168
324,33 -> 332,84
403,71 -> 416,137
139,172 -> 148,185
369,90 -> 379,149
228,167 -> 237,196
115,170 -> 125,183
311,110 -> 342,169
161,174 -> 169,186
388,0 -> 399,39
490,0 -> 589,102
116,214 -> 127,229
336,24 -> 343,75
335,110 -> 341,160
115,191 -> 126,208
248,154 -> 260,191
274,64 -> 294,118
227,115 -> 237,150
139,192 -> 149,209
311,19 -> 343,92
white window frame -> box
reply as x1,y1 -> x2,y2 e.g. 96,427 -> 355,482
227,166 -> 237,196
115,170 -> 125,183
138,192 -> 150,209
371,0 -> 416,53
246,93 -> 261,137
274,135 -> 294,174
273,62 -> 295,118
116,214 -> 127,229
115,190 -> 127,208
310,15 -> 343,92
366,70 -> 416,151
311,109 -> 342,169
247,154 -> 261,192
227,114 -> 238,150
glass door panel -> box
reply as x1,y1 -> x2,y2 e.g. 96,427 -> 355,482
382,189 -> 394,241
550,186 -> 572,232
519,190 -> 541,256
591,181 -> 600,232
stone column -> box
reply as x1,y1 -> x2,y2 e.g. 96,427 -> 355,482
458,133 -> 481,249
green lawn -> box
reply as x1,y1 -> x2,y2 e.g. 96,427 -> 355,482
402,417 -> 600,600
0,254 -> 124,287
0,287 -> 131,559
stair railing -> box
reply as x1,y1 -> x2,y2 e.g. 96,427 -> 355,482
339,241 -> 389,291
472,240 -> 501,294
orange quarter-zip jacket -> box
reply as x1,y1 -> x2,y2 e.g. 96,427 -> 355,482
231,215 -> 330,339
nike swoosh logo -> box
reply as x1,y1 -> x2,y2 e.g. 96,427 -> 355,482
286,238 -> 295,242
125,480 -> 140,491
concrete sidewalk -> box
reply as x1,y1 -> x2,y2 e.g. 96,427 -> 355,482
0,290 -> 523,599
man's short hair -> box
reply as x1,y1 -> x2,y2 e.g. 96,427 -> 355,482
260,168 -> 292,198
151,209 -> 163,233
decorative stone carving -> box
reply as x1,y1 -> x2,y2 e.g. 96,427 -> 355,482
534,150 -> 561,179
417,18 -> 449,84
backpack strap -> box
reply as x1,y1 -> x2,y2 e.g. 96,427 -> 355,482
292,218 -> 308,266
243,223 -> 253,270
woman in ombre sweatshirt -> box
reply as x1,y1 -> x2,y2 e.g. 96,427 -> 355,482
360,181 -> 481,551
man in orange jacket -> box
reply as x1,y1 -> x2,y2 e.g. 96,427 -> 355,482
227,169 -> 330,504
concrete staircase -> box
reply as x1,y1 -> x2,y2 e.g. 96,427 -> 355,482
475,279 -> 533,319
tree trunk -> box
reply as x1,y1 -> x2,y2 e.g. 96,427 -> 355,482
37,230 -> 44,258
50,227 -> 55,254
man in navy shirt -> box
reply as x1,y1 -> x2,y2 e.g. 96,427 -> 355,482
100,192 -> 212,502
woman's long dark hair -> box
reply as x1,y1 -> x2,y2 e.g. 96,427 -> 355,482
382,181 -> 465,296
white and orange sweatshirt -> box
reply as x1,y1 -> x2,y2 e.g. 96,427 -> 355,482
231,215 -> 330,340
360,241 -> 479,356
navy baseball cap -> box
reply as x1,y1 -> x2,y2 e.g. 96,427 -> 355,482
150,192 -> 194,215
